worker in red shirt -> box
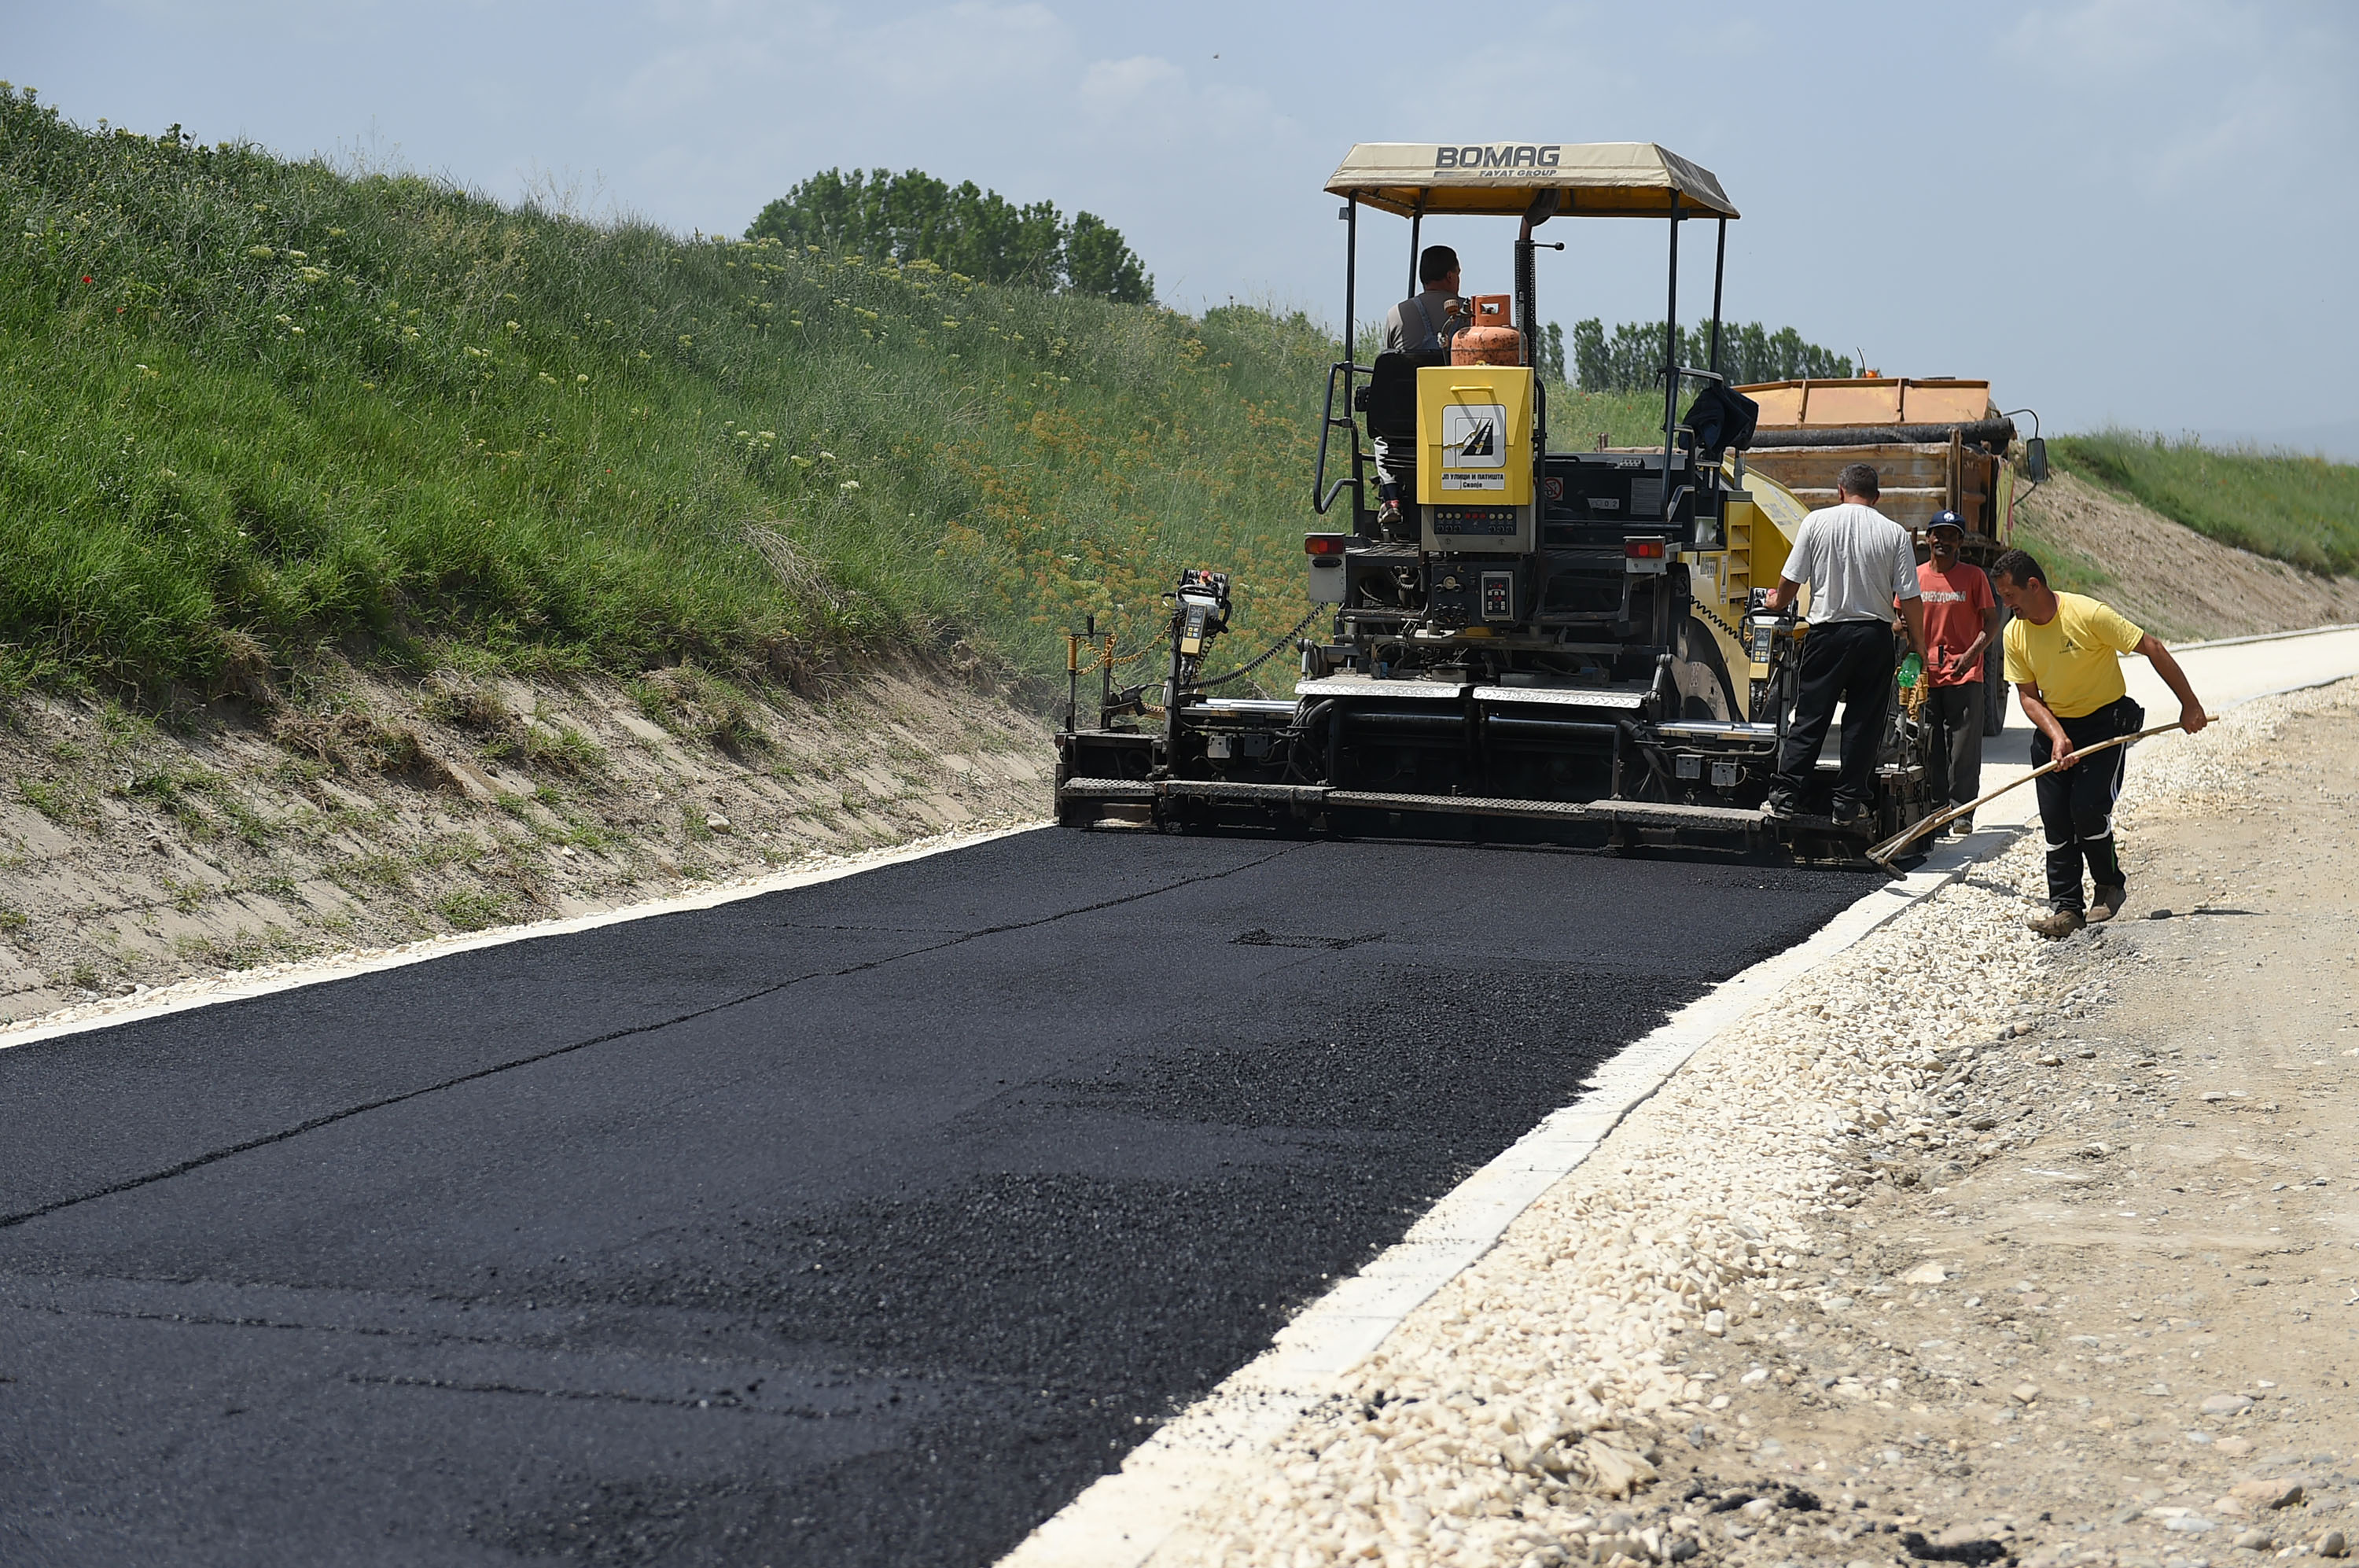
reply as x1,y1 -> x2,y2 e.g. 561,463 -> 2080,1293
1913,512 -> 2001,832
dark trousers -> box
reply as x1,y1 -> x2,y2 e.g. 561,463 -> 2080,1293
2030,696 -> 2141,910
1771,619 -> 1895,811
1927,683 -> 1985,815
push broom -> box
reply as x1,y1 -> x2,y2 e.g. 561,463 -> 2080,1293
1864,721 -> 2188,873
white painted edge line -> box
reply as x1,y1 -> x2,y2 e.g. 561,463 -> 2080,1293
2159,620 -> 2359,653
0,822 -> 1048,1051
995,829 -> 2015,1568
2208,670 -> 2359,708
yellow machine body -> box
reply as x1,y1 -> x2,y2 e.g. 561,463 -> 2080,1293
1416,365 -> 1535,553
1695,456 -> 1802,701
1415,365 -> 1533,506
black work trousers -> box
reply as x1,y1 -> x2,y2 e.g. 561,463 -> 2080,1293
1771,618 -> 1895,812
1926,683 -> 1985,815
2030,695 -> 2142,910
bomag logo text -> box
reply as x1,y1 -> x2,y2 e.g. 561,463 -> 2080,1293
1433,145 -> 1562,171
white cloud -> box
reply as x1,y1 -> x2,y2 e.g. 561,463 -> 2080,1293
1078,53 -> 1187,110
2000,0 -> 2357,199
13,0 -> 2359,430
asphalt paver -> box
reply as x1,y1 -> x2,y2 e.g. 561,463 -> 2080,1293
0,830 -> 1865,1566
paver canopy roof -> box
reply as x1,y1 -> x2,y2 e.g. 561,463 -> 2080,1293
1325,142 -> 1738,220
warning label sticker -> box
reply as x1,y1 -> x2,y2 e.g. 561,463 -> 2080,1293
1441,471 -> 1506,491
1441,403 -> 1507,468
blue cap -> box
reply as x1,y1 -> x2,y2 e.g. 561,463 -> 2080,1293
1927,510 -> 1966,535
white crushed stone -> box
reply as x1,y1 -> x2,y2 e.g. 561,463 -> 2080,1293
2111,673 -> 2359,822
1149,679 -> 2354,1568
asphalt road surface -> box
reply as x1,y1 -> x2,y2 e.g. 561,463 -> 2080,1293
0,830 -> 1864,1566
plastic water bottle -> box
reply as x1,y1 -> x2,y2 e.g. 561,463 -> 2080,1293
1897,652 -> 1924,690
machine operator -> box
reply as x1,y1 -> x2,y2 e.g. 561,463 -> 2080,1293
1374,245 -> 1470,536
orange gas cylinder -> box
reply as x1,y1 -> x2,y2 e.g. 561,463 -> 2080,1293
1451,294 -> 1521,366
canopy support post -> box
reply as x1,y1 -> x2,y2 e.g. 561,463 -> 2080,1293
1345,197 -> 1357,381
1408,206 -> 1422,300
1345,197 -> 1368,537
1662,193 -> 1680,524
1709,217 -> 1727,383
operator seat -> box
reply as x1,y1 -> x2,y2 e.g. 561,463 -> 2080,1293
1361,351 -> 1421,446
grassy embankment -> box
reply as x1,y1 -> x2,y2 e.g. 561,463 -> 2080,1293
1,88 -> 1665,711
2052,431 -> 2359,577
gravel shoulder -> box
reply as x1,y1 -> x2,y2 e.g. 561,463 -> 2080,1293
1128,679 -> 2359,1568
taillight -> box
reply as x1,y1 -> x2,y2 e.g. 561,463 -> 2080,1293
1305,533 -> 1347,556
1625,537 -> 1668,561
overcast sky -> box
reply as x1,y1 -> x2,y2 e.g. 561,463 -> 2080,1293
11,0 -> 2357,451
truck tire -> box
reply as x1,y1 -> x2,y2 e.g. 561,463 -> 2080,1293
1674,616 -> 1742,723
1983,605 -> 2011,735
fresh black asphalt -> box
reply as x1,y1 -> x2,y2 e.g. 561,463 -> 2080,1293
0,830 -> 1865,1566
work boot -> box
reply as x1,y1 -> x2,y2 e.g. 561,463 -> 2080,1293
1947,815 -> 1974,837
2026,906 -> 2086,940
1377,499 -> 1411,543
1831,799 -> 1868,829
1762,793 -> 1800,823
2088,884 -> 2129,922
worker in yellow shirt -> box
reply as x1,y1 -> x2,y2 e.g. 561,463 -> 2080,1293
1991,549 -> 2208,937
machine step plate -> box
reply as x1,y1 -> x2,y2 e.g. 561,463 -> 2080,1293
1056,778 -> 1156,802
1655,720 -> 1781,742
1584,798 -> 1771,831
1188,698 -> 1298,716
1160,780 -> 1328,805
1471,684 -> 1649,710
1297,674 -> 1470,700
1324,790 -> 1592,822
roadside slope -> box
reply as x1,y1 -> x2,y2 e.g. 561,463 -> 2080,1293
2013,472 -> 2359,641
0,663 -> 1047,1022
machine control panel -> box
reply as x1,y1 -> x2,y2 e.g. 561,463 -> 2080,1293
1421,502 -> 1535,552
1427,562 -> 1525,628
1431,506 -> 1517,536
1480,570 -> 1514,621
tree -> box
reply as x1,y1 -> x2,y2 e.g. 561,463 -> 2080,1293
747,168 -> 1153,302
1538,321 -> 1566,382
1064,212 -> 1152,304
1566,316 -> 1853,392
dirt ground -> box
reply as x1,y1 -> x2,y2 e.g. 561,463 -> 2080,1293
2016,473 -> 2359,642
1646,697 -> 2359,1568
0,660 -> 1051,1022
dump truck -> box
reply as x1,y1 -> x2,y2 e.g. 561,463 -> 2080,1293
1738,377 -> 2048,734
1052,142 -> 1939,863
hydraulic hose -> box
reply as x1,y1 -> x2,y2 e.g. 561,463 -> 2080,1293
1185,608 -> 1323,693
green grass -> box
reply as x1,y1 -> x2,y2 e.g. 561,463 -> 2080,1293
2008,518 -> 2113,597
2052,431 -> 2359,577
434,888 -> 511,931
2,87 -> 1702,703
1547,387 -> 1691,450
